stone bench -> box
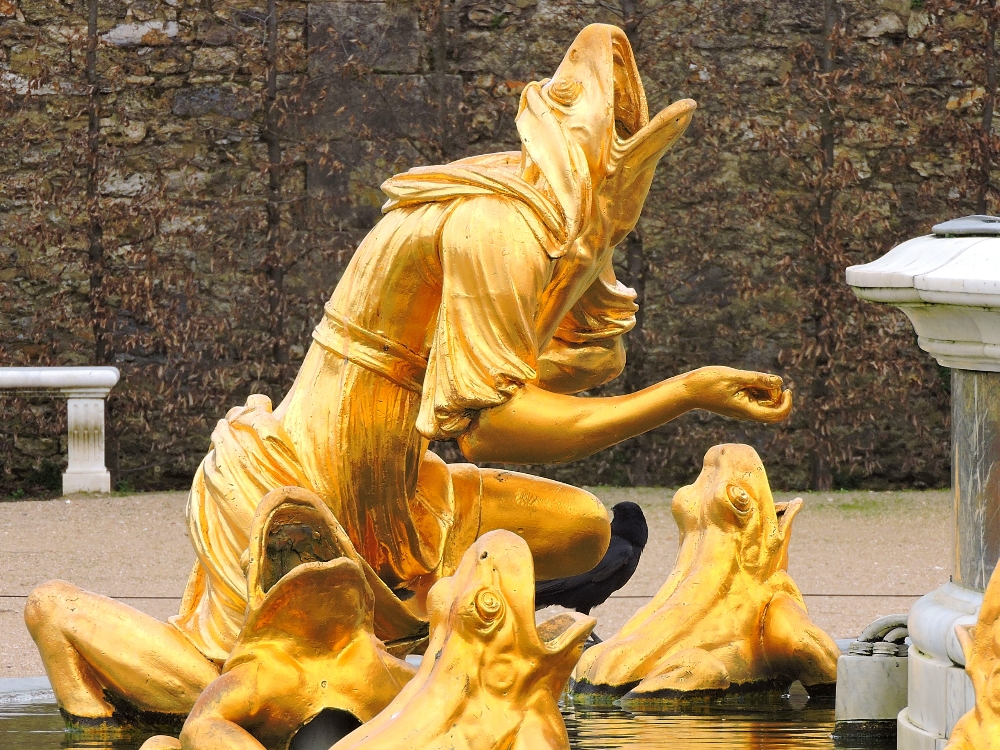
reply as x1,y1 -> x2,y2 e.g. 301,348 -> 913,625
0,367 -> 120,494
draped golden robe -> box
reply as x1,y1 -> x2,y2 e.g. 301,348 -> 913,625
169,153 -> 638,663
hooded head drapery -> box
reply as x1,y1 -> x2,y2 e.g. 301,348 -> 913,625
383,24 -> 695,348
171,23 -> 696,663
383,25 -> 694,257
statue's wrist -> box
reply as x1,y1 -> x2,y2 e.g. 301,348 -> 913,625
675,370 -> 704,413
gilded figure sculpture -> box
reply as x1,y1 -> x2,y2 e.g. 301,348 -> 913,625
945,560 -> 1000,750
139,487 -> 415,750
331,530 -> 596,750
574,444 -> 839,702
25,23 -> 794,727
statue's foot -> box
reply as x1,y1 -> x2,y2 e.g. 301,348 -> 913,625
61,692 -> 187,735
59,708 -> 123,733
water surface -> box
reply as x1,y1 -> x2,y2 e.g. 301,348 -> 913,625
0,695 -> 881,749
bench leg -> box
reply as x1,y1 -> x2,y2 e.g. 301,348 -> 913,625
62,395 -> 111,494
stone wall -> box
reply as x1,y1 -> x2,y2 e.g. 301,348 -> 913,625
1,0 -> 979,493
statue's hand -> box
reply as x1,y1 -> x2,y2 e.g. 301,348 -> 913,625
682,367 -> 793,424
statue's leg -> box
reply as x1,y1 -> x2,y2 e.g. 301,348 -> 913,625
24,580 -> 220,722
475,470 -> 610,580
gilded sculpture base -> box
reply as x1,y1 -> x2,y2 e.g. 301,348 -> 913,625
945,558 -> 1000,750
573,444 -> 839,704
332,530 -> 595,750
141,488 -> 416,750
573,676 -> 809,709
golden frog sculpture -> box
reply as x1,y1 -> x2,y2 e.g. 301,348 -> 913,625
332,529 -> 595,750
141,487 -> 416,750
574,444 -> 839,702
946,559 -> 1000,750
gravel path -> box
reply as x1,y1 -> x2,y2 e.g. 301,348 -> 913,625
0,487 -> 951,678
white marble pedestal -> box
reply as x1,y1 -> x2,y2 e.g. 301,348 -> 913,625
895,584 -> 981,749
835,652 -> 909,742
62,389 -> 114,493
846,215 -> 1000,749
0,367 -> 120,494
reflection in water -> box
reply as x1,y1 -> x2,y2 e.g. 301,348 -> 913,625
0,703 -> 158,750
1,696 -> 885,750
0,703 -> 66,750
564,701 -> 840,749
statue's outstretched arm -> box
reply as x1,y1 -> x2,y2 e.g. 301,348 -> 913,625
458,366 -> 792,465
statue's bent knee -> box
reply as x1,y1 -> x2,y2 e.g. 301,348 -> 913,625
24,579 -> 78,636
565,492 -> 611,576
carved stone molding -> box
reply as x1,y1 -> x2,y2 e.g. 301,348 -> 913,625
846,218 -> 1000,373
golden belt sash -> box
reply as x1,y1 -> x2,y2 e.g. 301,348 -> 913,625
312,304 -> 427,394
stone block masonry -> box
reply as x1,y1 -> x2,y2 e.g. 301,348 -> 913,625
0,0 -> 980,492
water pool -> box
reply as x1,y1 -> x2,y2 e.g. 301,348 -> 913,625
0,690 -> 881,750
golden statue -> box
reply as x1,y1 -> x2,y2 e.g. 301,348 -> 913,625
946,560 -> 1000,750
139,487 -> 415,750
25,24 -> 793,726
332,530 -> 595,750
573,444 -> 838,702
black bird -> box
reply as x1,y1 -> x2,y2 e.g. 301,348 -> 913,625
534,501 -> 648,642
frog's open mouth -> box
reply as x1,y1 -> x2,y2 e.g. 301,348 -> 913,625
612,98 -> 696,175
247,487 -> 431,652
536,611 -> 596,656
774,497 -> 803,535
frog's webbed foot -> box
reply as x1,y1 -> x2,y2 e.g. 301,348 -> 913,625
762,591 -> 839,690
623,648 -> 731,698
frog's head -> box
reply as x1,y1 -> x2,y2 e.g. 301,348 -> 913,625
515,23 -> 696,248
672,444 -> 802,579
425,530 -> 595,700
218,488 -> 415,745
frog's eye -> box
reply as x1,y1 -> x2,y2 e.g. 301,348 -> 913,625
475,589 -> 504,623
546,78 -> 583,107
727,484 -> 752,513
